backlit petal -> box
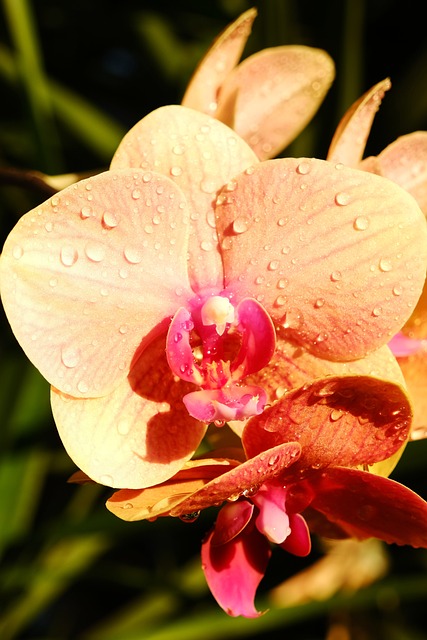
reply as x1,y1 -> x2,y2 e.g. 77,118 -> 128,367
211,501 -> 254,545
309,467 -> 427,548
216,46 -> 335,160
374,132 -> 427,214
0,170 -> 192,397
111,105 -> 258,291
243,376 -> 412,471
202,526 -> 271,617
181,8 -> 257,115
217,158 -> 427,361
327,79 -> 391,166
51,335 -> 206,488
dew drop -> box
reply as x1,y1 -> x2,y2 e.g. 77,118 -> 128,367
102,211 -> 119,229
100,474 -> 114,486
379,258 -> 392,272
61,346 -> 81,368
117,419 -> 130,435
172,144 -> 185,155
268,260 -> 280,271
335,192 -> 351,206
314,298 -> 325,308
80,206 -> 92,219
179,511 -> 200,523
330,271 -> 342,282
353,215 -> 369,230
200,179 -> 216,194
330,408 -> 343,421
124,246 -> 143,264
77,380 -> 89,393
85,242 -> 105,262
44,221 -> 54,232
372,306 -> 382,317
277,278 -> 288,289
12,245 -> 24,259
119,325 -> 128,334
275,295 -> 287,307
296,161 -> 311,175
60,245 -> 78,267
201,240 -> 213,251
170,166 -> 182,177
131,189 -> 141,200
393,285 -> 402,296
232,218 -> 249,234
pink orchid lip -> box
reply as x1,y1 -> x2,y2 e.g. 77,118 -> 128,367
166,293 -> 276,423
388,331 -> 426,357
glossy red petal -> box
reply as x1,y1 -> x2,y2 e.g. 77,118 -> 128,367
211,501 -> 254,545
202,525 -> 271,617
243,376 -> 412,470
217,158 -> 427,361
309,467 -> 427,548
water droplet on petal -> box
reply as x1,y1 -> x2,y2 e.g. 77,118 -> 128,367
61,346 -> 81,368
102,211 -> 119,229
335,192 -> 351,206
330,271 -> 342,282
268,260 -> 280,271
314,298 -> 325,308
132,189 -> 141,200
117,419 -> 130,435
77,380 -> 89,393
372,307 -> 382,317
170,166 -> 182,177
353,215 -> 369,230
201,240 -> 214,251
12,245 -> 24,259
393,285 -> 402,296
124,246 -> 143,264
60,245 -> 78,266
232,218 -> 249,234
81,206 -> 92,219
297,161 -> 311,175
379,258 -> 392,272
85,242 -> 105,262
100,474 -> 114,486
330,408 -> 343,421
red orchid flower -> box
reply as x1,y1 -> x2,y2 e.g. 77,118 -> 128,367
106,375 -> 427,618
327,79 -> 427,439
1,105 -> 426,490
182,8 -> 335,160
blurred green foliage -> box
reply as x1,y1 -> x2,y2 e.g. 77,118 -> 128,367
0,1 -> 426,638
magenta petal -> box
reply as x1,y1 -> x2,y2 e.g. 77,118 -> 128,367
183,385 -> 267,423
388,332 -> 425,357
202,525 -> 271,617
252,483 -> 290,544
280,513 -> 311,557
309,467 -> 427,548
212,501 -> 254,546
231,298 -> 276,379
166,307 -> 204,385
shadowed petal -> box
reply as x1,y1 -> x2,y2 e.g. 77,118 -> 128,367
327,79 -> 391,166
280,513 -> 311,557
111,105 -> 258,291
181,8 -> 257,115
217,158 -> 427,361
0,170 -> 193,397
308,467 -> 427,548
51,335 -> 206,489
243,376 -> 412,471
202,526 -> 271,617
216,46 -> 335,160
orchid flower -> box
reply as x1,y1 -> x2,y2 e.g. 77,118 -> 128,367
106,374 -> 427,618
1,104 -> 426,490
182,8 -> 335,160
327,79 -> 427,439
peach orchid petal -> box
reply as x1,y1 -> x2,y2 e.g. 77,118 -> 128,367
181,8 -> 257,116
327,78 -> 391,166
51,335 -> 207,489
111,105 -> 258,291
215,46 -> 335,160
216,158 -> 427,361
374,132 -> 427,214
398,349 -> 427,439
243,375 -> 412,470
0,170 -> 193,397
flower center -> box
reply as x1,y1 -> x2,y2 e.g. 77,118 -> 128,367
166,294 -> 276,424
